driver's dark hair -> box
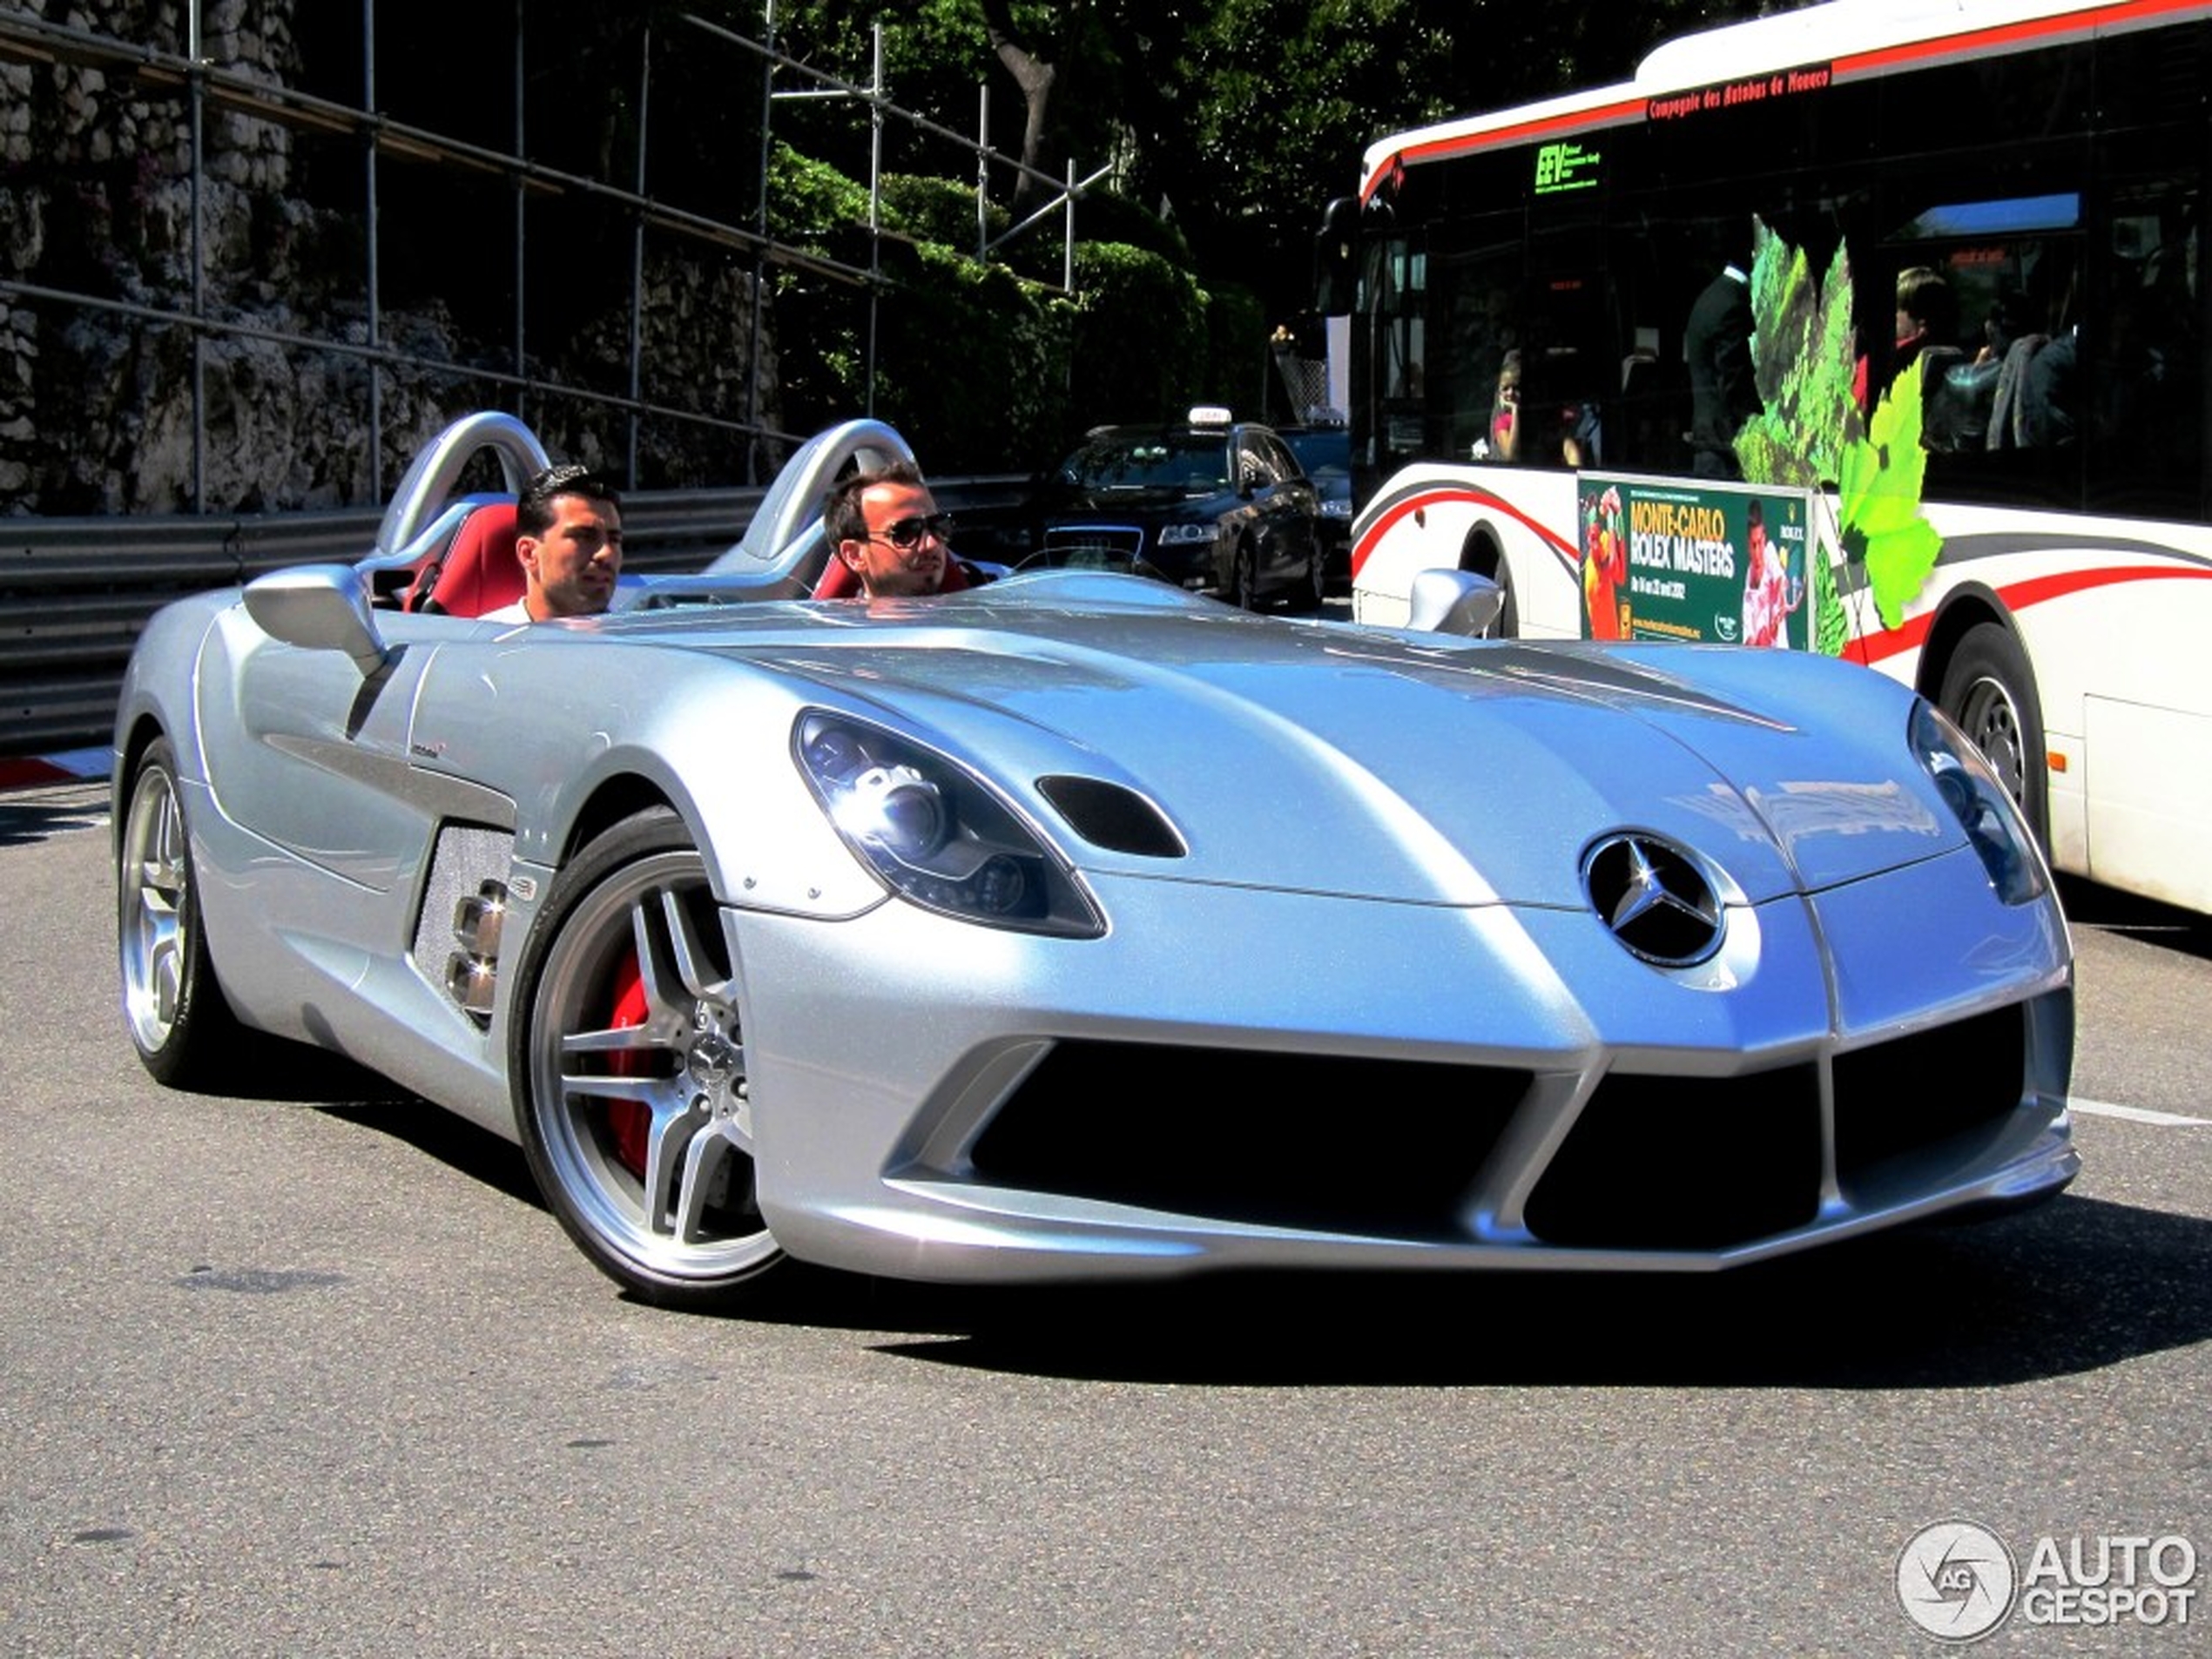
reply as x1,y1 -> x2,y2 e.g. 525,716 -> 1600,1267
1896,265 -> 1957,342
824,460 -> 926,546
517,462 -> 621,536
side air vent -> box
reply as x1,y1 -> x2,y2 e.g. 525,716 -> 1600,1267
445,880 -> 509,1022
411,823 -> 518,1028
1036,775 -> 1186,857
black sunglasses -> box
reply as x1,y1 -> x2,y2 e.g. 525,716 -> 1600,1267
867,513 -> 956,550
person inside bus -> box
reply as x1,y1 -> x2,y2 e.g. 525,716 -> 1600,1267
1489,349 -> 1600,468
1988,273 -> 2074,450
1684,233 -> 1761,478
1974,292 -> 2044,448
1899,266 -> 2017,454
1489,351 -> 1523,462
2017,327 -> 2079,450
1897,266 -> 1976,448
1894,266 -> 1959,368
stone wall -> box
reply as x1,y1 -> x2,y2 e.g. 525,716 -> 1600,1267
0,0 -> 780,515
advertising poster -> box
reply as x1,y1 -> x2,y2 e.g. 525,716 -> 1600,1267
1577,475 -> 1817,650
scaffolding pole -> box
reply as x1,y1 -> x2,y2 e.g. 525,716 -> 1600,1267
627,24 -> 652,486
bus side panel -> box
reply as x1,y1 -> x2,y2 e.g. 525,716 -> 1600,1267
1350,466 -> 1581,634
2022,533 -> 2212,914
2083,698 -> 2212,914
1892,507 -> 2212,901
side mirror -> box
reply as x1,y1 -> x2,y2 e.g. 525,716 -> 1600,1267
242,565 -> 391,676
1407,568 -> 1506,637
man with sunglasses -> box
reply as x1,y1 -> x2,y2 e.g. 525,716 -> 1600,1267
823,462 -> 975,598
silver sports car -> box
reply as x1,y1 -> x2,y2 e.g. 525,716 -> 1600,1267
114,413 -> 2077,1311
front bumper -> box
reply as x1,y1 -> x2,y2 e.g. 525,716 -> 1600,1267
736,847 -> 2075,1283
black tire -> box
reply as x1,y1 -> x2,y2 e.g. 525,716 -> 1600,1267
1464,541 -> 1518,639
1231,539 -> 1262,611
1285,534 -> 1326,613
509,808 -> 786,1311
1939,622 -> 2049,851
118,737 -> 246,1089
1489,558 -> 1520,638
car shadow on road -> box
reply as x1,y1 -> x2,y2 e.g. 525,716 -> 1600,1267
317,1096 -> 547,1210
861,1194 -> 2212,1390
0,788 -> 108,846
179,1036 -> 2209,1389
2060,873 -> 2212,961
184,1037 -> 547,1211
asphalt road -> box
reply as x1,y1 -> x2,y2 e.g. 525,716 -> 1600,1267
1,779 -> 2206,1658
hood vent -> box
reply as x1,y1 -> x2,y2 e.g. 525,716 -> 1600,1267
1036,775 -> 1186,858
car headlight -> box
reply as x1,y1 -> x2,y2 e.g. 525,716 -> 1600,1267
1154,523 -> 1215,545
794,712 -> 1105,937
1910,699 -> 2048,905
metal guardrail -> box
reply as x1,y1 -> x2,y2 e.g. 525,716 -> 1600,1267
0,476 -> 1032,757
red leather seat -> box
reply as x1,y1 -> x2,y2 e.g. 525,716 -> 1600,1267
406,501 -> 523,617
810,551 -> 972,600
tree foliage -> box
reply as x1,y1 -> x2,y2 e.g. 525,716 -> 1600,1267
751,0 -> 1791,447
766,1 -> 1781,311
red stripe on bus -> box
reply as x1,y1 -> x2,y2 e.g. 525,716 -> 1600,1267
1838,0 -> 2206,74
1847,563 -> 2212,664
1364,97 -> 1648,199
1352,485 -> 1579,581
1359,498 -> 2212,651
1369,0 -> 2212,189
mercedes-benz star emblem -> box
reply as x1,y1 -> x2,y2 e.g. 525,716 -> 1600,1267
1582,833 -> 1726,966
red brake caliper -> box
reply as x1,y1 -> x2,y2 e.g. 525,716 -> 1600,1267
605,953 -> 651,1178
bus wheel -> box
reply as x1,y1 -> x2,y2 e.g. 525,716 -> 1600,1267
1462,540 -> 1516,637
1939,623 -> 2048,851
1488,560 -> 1519,638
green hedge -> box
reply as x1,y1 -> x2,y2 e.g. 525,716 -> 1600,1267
765,143 -> 890,243
872,239 -> 1069,473
877,175 -> 1006,258
765,150 -> 1264,469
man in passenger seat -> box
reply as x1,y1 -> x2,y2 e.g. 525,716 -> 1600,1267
823,462 -> 984,598
483,463 -> 624,622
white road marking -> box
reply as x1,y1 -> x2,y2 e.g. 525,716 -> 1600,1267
2071,1097 -> 2210,1128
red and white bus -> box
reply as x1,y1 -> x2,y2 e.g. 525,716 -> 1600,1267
1332,0 -> 2211,914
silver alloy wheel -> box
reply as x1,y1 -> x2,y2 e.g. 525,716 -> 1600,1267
1938,621 -> 2047,853
524,844 -> 780,1293
119,758 -> 191,1057
1956,672 -> 2027,805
